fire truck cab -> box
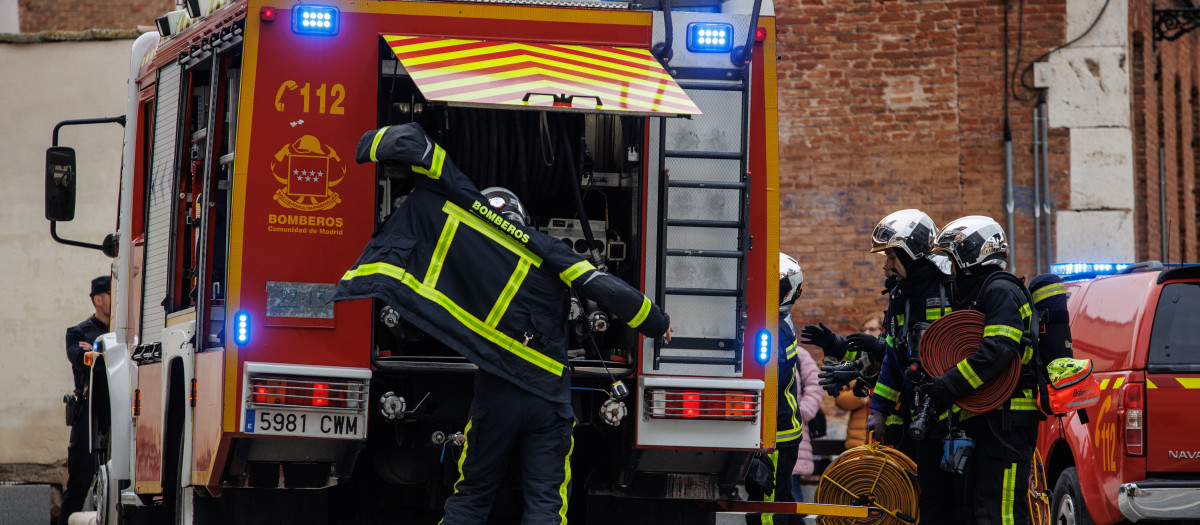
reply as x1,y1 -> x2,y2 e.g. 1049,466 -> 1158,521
45,0 -> 796,523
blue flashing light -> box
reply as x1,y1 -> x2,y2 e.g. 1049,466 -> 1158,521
755,329 -> 771,364
234,310 -> 252,346
1051,262 -> 1132,280
686,22 -> 734,53
292,5 -> 339,36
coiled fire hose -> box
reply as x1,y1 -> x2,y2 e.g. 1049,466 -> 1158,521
815,443 -> 920,525
918,310 -> 1021,413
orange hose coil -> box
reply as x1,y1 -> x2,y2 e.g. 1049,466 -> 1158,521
917,310 -> 1021,413
815,443 -> 919,525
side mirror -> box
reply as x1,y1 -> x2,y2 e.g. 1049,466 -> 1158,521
45,146 -> 77,221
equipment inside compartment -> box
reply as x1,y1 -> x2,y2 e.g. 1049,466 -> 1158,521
372,61 -> 647,366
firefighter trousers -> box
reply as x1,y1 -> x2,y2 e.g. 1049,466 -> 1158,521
916,412 -> 1037,525
441,371 -> 575,525
745,440 -> 801,525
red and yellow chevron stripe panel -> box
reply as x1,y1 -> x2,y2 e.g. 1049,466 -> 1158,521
383,35 -> 701,116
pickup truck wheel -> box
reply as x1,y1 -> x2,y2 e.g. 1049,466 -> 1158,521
1051,467 -> 1093,525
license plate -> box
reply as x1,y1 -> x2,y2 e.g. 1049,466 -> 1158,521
244,408 -> 365,439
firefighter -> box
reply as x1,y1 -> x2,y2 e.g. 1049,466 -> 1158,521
921,216 -> 1040,525
333,123 -> 672,524
744,253 -> 806,525
802,210 -> 951,444
60,275 -> 109,525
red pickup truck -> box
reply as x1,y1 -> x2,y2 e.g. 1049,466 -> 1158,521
1038,262 -> 1200,524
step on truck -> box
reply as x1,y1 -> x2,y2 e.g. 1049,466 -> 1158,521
40,0 -> 879,523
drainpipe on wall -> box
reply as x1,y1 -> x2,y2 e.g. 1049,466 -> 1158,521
1004,118 -> 1016,272
1032,106 -> 1043,274
1160,147 -> 1167,261
1040,101 -> 1051,269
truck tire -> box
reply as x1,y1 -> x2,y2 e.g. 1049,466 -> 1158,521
1051,467 -> 1093,525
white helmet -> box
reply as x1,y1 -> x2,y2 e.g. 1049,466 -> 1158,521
933,216 -> 1008,273
870,209 -> 939,261
779,253 -> 804,311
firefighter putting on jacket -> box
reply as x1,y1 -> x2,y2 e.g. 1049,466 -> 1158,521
744,253 -> 807,525
919,216 -> 1041,525
333,122 -> 672,524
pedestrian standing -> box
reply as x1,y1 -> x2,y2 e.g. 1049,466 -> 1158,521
61,275 -> 110,525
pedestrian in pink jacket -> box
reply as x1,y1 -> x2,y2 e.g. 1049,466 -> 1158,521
790,346 -> 825,502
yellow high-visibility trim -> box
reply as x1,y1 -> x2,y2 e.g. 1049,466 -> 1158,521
369,125 -> 391,162
443,202 -> 542,265
424,217 -> 460,288
1179,378 -> 1200,389
885,414 -> 904,425
486,259 -> 531,327
984,324 -> 1023,343
1010,397 -> 1038,410
1032,282 -> 1066,303
1002,463 -> 1017,525
1020,303 -> 1032,320
557,421 -> 575,524
874,382 -> 900,403
1023,345 -> 1033,364
777,370 -> 801,443
627,297 -> 652,328
958,360 -> 984,388
1099,378 -> 1110,390
1147,379 -> 1158,389
413,144 -> 446,179
558,260 -> 595,287
444,418 -> 473,510
784,341 -> 798,360
897,314 -> 905,327
342,262 -> 563,376
926,307 -> 952,320
1113,377 -> 1126,389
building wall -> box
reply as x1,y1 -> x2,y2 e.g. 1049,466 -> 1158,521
17,0 -> 172,32
776,0 -> 1073,333
0,39 -> 129,476
1129,0 -> 1200,264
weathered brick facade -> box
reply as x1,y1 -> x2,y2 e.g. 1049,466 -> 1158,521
17,0 -> 173,33
777,0 -> 1200,336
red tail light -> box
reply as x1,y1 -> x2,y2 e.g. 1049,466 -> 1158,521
682,393 -> 701,417
1120,382 -> 1144,456
253,386 -> 268,404
313,382 -> 330,407
647,389 -> 760,421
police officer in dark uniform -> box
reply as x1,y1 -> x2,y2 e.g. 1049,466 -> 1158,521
61,275 -> 110,525
334,123 -> 672,524
921,216 -> 1040,525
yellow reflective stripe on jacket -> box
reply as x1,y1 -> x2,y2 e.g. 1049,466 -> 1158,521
341,262 -> 564,376
896,314 -> 905,327
885,414 -> 904,425
984,324 -> 1023,343
957,359 -> 984,388
485,259 -> 531,327
926,307 -> 952,320
784,341 -> 798,360
1022,344 -> 1033,364
628,297 -> 652,328
1032,282 -> 1066,303
424,217 -> 460,288
443,202 -> 542,265
777,426 -> 804,442
1009,388 -> 1039,410
875,382 -> 900,403
368,126 -> 391,162
1019,303 -> 1032,320
413,144 -> 447,179
778,369 -> 803,443
558,260 -> 595,287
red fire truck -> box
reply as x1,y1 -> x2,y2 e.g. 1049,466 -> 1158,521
44,1 -> 873,523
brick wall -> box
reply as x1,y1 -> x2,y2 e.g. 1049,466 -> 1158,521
1130,2 -> 1200,264
18,0 -> 174,32
776,0 -> 1072,335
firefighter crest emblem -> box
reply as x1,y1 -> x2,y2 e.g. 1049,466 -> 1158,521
270,135 -> 347,212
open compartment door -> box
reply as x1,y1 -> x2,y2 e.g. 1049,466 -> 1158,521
381,34 -> 701,116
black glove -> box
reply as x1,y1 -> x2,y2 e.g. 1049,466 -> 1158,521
800,323 -> 846,360
852,380 -> 871,398
744,452 -> 775,494
819,361 -> 860,396
918,378 -> 955,414
845,332 -> 886,366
